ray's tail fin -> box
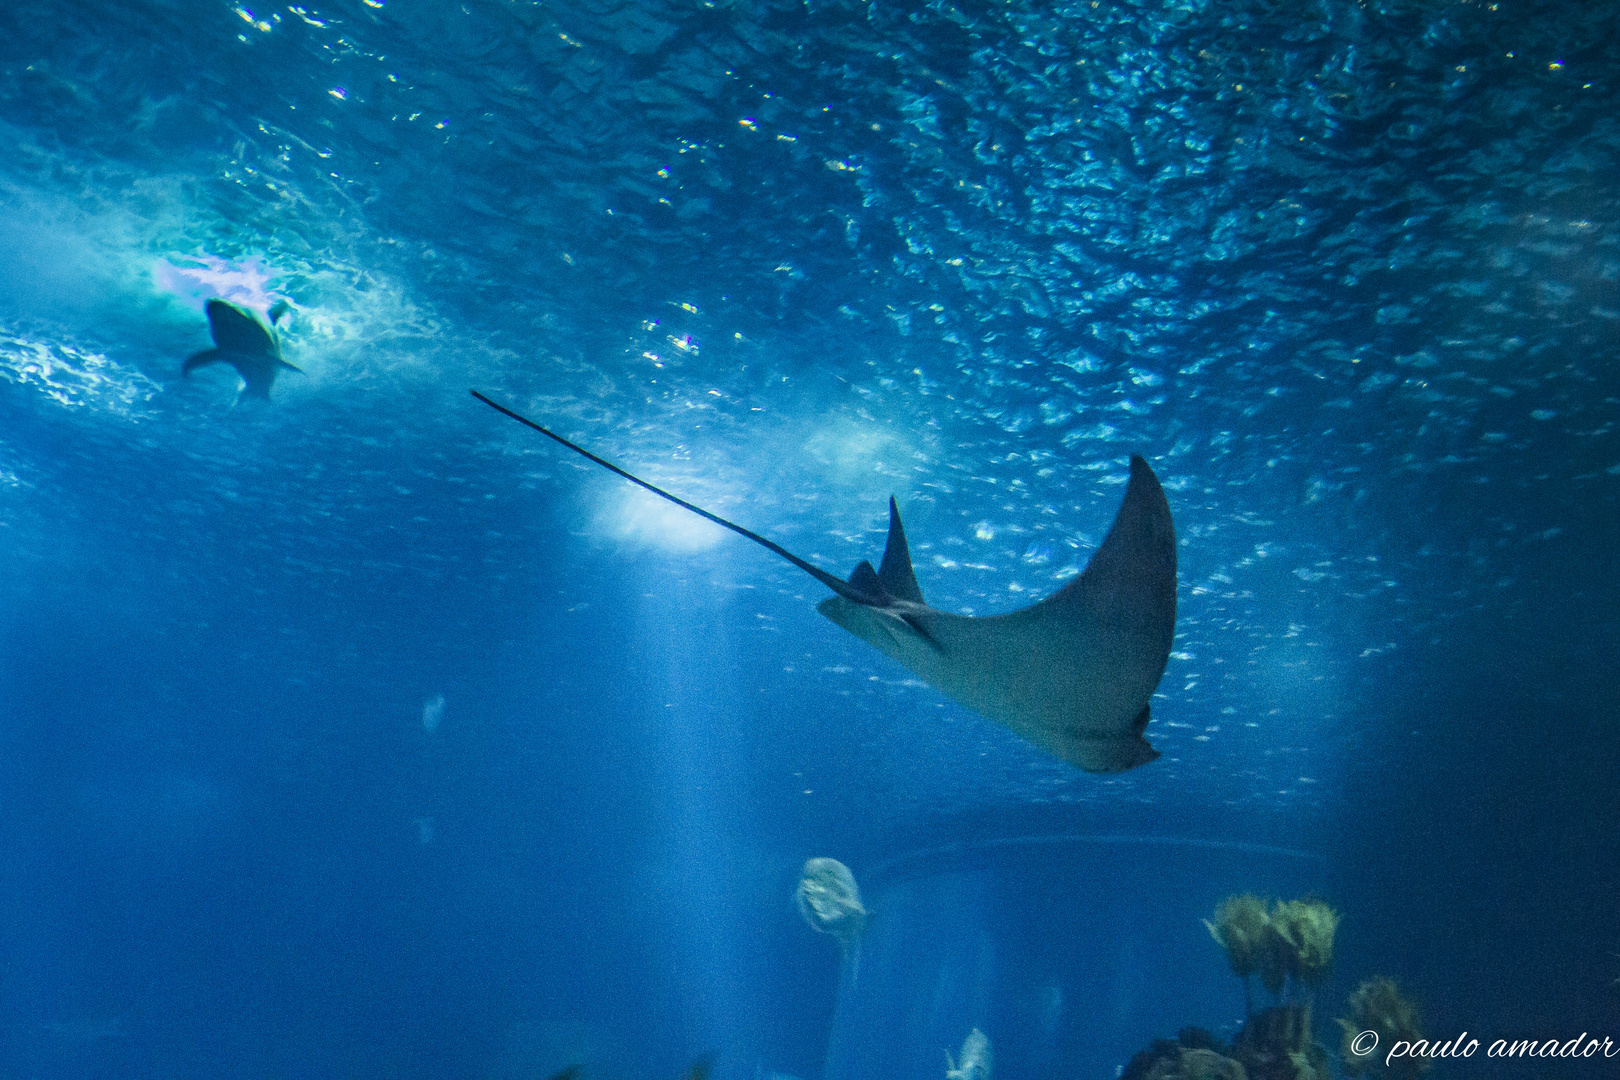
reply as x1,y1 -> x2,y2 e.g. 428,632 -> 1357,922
471,389 -> 883,606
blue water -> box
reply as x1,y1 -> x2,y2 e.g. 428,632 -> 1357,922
0,0 -> 1616,1077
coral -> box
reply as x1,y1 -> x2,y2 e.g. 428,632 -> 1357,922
1124,1013 -> 1332,1080
1204,894 -> 1271,981
1269,900 -> 1339,988
1177,1049 -> 1248,1080
1336,978 -> 1427,1078
1206,895 -> 1339,998
1122,1032 -> 1246,1080
1256,926 -> 1289,998
1186,895 -> 1426,1080
1232,1005 -> 1330,1080
1122,1036 -> 1185,1080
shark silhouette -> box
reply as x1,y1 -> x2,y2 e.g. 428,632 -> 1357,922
183,298 -> 301,400
472,390 -> 1176,772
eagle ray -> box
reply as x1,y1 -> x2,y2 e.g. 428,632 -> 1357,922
471,390 -> 1176,772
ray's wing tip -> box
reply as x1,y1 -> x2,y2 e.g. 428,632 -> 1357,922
1128,455 -> 1170,505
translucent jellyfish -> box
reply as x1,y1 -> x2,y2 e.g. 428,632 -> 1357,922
796,857 -> 866,980
796,857 -> 866,942
945,1028 -> 992,1080
422,693 -> 445,732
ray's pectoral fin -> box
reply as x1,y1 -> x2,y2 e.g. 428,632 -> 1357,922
818,457 -> 1175,773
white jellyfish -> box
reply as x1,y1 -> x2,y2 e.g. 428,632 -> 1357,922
422,693 -> 445,732
796,857 -> 866,979
945,1028 -> 992,1080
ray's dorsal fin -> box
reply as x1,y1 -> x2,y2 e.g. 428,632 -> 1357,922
470,390 -> 882,605
847,560 -> 884,599
876,497 -> 924,604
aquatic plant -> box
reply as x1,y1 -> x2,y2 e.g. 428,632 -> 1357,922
1206,895 -> 1339,1006
1125,1010 -> 1334,1080
1122,1043 -> 1246,1080
1234,1004 -> 1330,1080
1141,901 -> 1417,1080
1205,892 -> 1274,1012
1269,899 -> 1339,988
1204,893 -> 1271,981
1256,930 -> 1289,998
1336,978 -> 1427,1078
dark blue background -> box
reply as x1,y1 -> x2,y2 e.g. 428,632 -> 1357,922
0,0 -> 1616,1076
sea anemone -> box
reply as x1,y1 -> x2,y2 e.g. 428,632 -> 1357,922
1204,893 -> 1271,980
1270,899 -> 1340,987
1336,977 -> 1427,1078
